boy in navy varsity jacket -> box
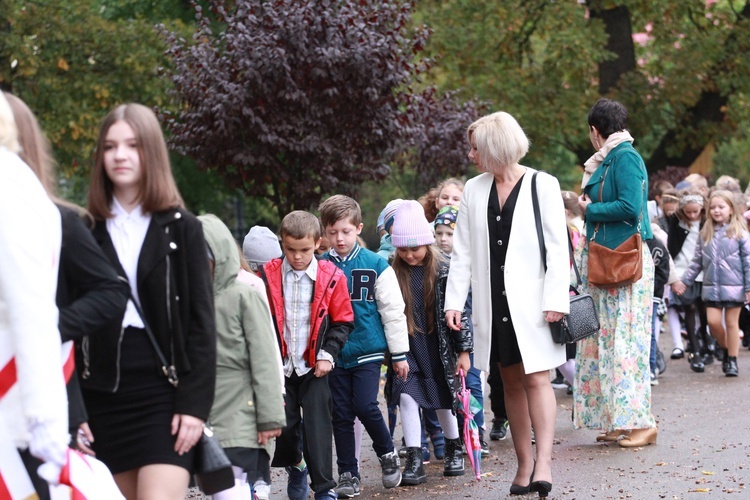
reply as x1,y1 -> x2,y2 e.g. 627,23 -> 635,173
260,211 -> 354,500
319,195 -> 410,496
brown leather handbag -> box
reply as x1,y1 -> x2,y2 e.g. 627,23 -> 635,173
587,232 -> 643,288
586,163 -> 644,288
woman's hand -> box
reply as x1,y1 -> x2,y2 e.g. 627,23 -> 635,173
257,428 -> 282,446
456,352 -> 471,375
171,414 -> 204,455
672,281 -> 686,296
578,194 -> 591,215
76,422 -> 95,456
544,311 -> 565,323
392,359 -> 409,381
445,310 -> 462,331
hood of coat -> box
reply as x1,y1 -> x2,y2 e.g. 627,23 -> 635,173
199,214 -> 240,294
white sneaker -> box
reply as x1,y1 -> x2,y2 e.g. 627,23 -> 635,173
254,480 -> 271,500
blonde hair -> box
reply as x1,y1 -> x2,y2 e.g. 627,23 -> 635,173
391,245 -> 444,336
468,112 -> 529,174
701,190 -> 747,244
0,93 -> 20,153
88,103 -> 184,219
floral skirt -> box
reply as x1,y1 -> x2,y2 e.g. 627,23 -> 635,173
573,241 -> 656,431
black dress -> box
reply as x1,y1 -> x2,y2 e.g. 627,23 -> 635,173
390,266 -> 453,410
488,176 -> 525,368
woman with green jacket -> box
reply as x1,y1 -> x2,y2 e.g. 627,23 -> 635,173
575,98 -> 658,449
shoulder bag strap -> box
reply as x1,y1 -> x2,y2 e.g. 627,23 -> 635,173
127,287 -> 179,387
531,171 -> 546,271
532,171 -> 582,287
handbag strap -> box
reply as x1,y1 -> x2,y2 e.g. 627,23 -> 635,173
531,171 -> 582,287
127,287 -> 179,387
591,160 -> 646,241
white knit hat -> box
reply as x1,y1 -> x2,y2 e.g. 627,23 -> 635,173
391,200 -> 435,248
242,226 -> 282,270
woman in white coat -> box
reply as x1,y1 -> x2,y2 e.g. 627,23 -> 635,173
445,112 -> 569,498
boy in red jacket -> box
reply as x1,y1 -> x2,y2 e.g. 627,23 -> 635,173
260,210 -> 354,500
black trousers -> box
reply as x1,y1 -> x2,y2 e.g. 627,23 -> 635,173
272,370 -> 335,494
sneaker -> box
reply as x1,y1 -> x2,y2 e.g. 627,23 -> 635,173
334,472 -> 360,498
490,418 -> 509,441
254,480 -> 270,500
650,370 -> 659,386
315,489 -> 338,499
378,451 -> 402,489
656,349 -> 667,374
398,444 -> 407,457
421,446 -> 430,464
550,373 -> 567,389
433,443 -> 445,460
479,438 -> 490,456
566,383 -> 573,395
286,464 -> 310,500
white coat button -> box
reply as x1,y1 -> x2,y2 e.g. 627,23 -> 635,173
247,400 -> 253,407
169,242 -> 177,250
502,317 -> 509,322
497,240 -> 503,246
496,215 -> 501,221
174,212 -> 182,219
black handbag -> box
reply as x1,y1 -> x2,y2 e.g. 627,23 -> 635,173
194,425 -> 235,495
531,171 -> 600,344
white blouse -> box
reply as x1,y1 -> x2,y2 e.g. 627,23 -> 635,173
107,197 -> 152,328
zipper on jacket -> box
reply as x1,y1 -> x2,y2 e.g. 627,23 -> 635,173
113,326 -> 125,392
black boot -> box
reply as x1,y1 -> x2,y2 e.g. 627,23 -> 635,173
722,349 -> 730,373
401,447 -> 426,485
725,356 -> 739,377
443,438 -> 465,477
688,352 -> 705,373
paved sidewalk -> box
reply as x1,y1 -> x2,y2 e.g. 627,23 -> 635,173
251,343 -> 750,498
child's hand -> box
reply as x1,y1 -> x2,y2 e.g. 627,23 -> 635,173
672,281 -> 686,295
745,291 -> 750,304
258,428 -> 282,446
456,352 -> 471,376
392,360 -> 409,381
314,359 -> 333,377
445,310 -> 462,331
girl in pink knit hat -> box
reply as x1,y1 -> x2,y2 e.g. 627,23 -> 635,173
385,200 -> 472,485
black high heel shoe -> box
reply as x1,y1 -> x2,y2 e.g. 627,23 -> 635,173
531,480 -> 552,498
509,461 -> 535,495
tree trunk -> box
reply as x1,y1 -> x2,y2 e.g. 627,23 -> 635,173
590,4 -> 636,95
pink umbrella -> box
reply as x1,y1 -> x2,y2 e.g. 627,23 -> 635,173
456,369 -> 482,480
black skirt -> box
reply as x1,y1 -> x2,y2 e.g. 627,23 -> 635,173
82,327 -> 195,474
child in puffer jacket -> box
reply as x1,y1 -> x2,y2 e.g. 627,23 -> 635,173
673,190 -> 750,377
